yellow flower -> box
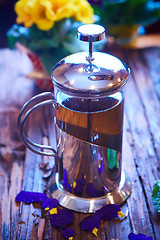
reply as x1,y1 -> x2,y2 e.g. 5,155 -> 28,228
15,0 -> 94,31
73,0 -> 94,24
15,0 -> 37,28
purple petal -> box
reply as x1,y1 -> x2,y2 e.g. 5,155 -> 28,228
79,215 -> 101,236
50,208 -> 74,229
74,180 -> 84,195
128,232 -> 152,240
42,198 -> 59,210
60,227 -> 75,239
15,191 -> 47,203
95,204 -> 121,220
86,183 -> 104,198
128,232 -> 137,240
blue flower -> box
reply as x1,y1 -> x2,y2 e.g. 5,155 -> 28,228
42,197 -> 59,210
128,232 -> 152,240
80,204 -> 126,236
79,215 -> 101,237
15,191 -> 47,203
95,204 -> 125,220
50,208 -> 74,229
60,227 -> 75,240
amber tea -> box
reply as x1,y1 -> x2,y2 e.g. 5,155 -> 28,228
55,91 -> 124,152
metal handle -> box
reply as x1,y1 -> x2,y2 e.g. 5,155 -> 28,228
18,92 -> 58,157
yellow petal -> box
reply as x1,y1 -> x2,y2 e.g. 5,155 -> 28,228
15,0 -> 36,28
55,7 -> 73,21
50,208 -> 58,215
14,0 -> 94,31
35,18 -> 54,31
45,207 -> 49,211
92,227 -> 98,237
118,211 -> 126,218
73,0 -> 94,24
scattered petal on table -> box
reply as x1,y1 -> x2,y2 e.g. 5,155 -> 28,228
79,215 -> 101,236
50,208 -> 74,229
80,204 -> 126,236
128,232 -> 152,240
42,197 -> 59,210
60,227 -> 75,240
15,191 -> 47,203
95,204 -> 126,220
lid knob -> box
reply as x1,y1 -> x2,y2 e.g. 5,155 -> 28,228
77,24 -> 105,72
77,24 -> 105,42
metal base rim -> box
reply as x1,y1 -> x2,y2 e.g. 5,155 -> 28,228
50,170 -> 132,213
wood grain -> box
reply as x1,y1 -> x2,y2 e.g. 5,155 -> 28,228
0,47 -> 160,239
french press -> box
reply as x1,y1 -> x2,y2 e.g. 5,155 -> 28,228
18,24 -> 131,213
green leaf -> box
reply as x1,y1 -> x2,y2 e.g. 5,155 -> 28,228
100,0 -> 160,26
28,25 -> 60,51
152,180 -> 160,213
39,47 -> 67,74
107,149 -> 119,170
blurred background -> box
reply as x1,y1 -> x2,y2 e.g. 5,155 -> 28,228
0,0 -> 17,48
0,0 -> 160,48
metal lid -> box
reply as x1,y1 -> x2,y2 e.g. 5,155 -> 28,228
52,24 -> 129,97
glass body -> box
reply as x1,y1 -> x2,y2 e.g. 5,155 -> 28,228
54,86 -> 125,198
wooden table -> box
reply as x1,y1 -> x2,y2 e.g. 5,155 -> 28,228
0,45 -> 160,240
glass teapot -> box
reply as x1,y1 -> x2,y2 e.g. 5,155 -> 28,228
18,24 -> 131,213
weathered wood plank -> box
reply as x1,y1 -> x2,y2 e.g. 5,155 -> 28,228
143,48 -> 160,101
17,109 -> 46,240
103,46 -> 160,239
0,154 -> 24,240
125,49 -> 160,162
123,49 -> 160,239
0,49 -> 36,240
1,47 -> 160,240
